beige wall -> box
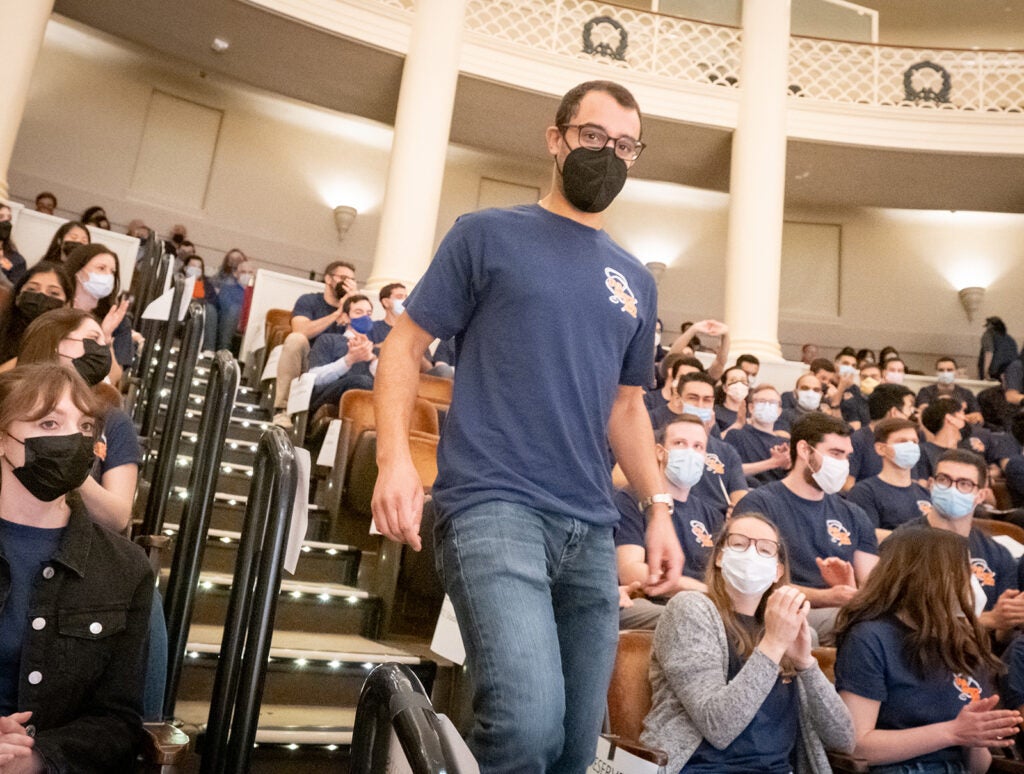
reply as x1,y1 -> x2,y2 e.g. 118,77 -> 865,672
11,15 -> 1024,372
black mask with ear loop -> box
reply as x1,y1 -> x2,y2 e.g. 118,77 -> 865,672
71,339 -> 112,387
558,146 -> 628,213
5,433 -> 96,502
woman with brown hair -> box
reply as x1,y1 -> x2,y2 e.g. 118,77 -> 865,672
641,513 -> 853,772
835,526 -> 1021,773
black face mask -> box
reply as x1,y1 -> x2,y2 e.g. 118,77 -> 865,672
0,221 -> 11,242
61,241 -> 80,258
559,146 -> 628,213
7,433 -> 96,502
16,291 -> 64,321
71,339 -> 112,387
334,282 -> 348,299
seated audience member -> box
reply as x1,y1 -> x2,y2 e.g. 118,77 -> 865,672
642,514 -> 855,772
881,357 -> 907,385
835,527 -> 1019,773
372,283 -> 407,344
429,337 -> 457,379
980,316 -> 1018,381
733,413 -> 879,642
33,191 -> 56,215
653,318 -> 668,369
65,245 -> 133,369
723,385 -> 791,485
856,348 -> 876,366
306,294 -> 377,413
181,255 -> 218,352
838,362 -> 881,431
778,372 -> 828,433
899,449 -> 1023,637
735,353 -> 760,387
213,259 -> 253,355
0,263 -> 73,367
919,397 -> 1008,485
715,366 -> 749,435
273,261 -> 357,427
822,348 -> 859,417
1000,351 -> 1024,425
41,221 -> 90,264
782,358 -> 835,410
668,319 -> 730,380
847,383 -> 920,486
125,220 -> 150,241
917,356 -> 982,422
0,364 -> 154,771
800,343 -> 818,365
0,204 -> 26,285
848,417 -> 931,540
207,249 -> 247,294
79,206 -> 109,231
652,372 -> 748,515
1004,411 -> 1024,508
878,345 -> 900,365
645,353 -> 701,413
614,416 -> 724,628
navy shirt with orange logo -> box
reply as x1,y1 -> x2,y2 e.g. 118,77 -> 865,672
613,489 -> 724,581
847,477 -> 932,531
837,615 -> 990,769
733,481 -> 878,588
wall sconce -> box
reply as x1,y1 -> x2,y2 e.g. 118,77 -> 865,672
645,261 -> 666,285
958,286 -> 984,321
333,205 -> 357,241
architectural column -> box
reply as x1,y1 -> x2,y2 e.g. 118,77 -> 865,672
366,0 -> 468,291
0,0 -> 55,200
723,0 -> 791,361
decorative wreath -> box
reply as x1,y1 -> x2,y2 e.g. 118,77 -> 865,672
582,16 -> 628,62
903,60 -> 952,104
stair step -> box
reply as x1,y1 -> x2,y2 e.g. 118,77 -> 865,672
176,701 -> 356,746
160,495 -> 333,542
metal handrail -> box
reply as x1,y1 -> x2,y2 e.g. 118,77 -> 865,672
139,299 -> 205,536
161,351 -> 239,720
200,425 -> 297,774
351,663 -> 471,774
128,248 -> 172,422
138,274 -> 186,438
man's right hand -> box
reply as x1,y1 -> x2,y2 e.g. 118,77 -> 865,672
371,455 -> 425,551
345,334 -> 375,365
979,588 -> 1024,630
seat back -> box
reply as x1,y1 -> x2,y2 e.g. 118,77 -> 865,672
340,389 -> 439,465
264,308 -> 292,351
812,646 -> 837,683
418,373 -> 453,412
975,516 -> 1024,545
607,629 -> 655,742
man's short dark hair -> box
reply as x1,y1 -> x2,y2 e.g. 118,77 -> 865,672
921,396 -> 961,434
676,371 -> 716,394
35,191 -> 56,206
835,347 -> 857,360
379,282 -> 405,302
654,414 -> 706,445
936,448 -> 987,488
325,260 -> 356,278
661,353 -> 703,381
555,81 -> 642,137
810,358 -> 835,374
790,413 -> 849,464
868,384 -> 914,421
342,294 -> 370,315
873,417 -> 918,444
936,356 -> 957,369
735,354 -> 760,368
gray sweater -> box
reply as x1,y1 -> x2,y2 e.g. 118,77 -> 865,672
641,591 -> 855,773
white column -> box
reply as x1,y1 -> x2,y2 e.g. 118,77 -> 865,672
0,0 -> 55,200
723,0 -> 791,361
366,0 -> 468,291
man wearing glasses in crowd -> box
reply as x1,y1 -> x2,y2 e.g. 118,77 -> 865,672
273,261 -> 358,427
372,80 -> 683,773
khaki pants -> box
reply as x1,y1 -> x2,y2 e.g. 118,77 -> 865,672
274,332 -> 310,409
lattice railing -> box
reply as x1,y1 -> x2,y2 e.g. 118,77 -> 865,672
370,0 -> 1024,113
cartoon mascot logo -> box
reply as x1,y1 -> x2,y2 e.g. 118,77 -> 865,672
603,268 -> 638,319
971,558 -> 996,588
690,521 -> 713,548
826,519 -> 851,547
954,674 -> 982,703
703,453 -> 725,475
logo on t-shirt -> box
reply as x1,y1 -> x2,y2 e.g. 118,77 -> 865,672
916,500 -> 931,516
690,520 -> 713,548
703,454 -> 725,475
971,557 -> 996,587
953,674 -> 982,703
969,437 -> 986,454
603,268 -> 638,319
826,519 -> 852,546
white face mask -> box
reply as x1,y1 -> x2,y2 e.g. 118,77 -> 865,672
797,389 -> 822,411
937,371 -> 956,385
721,545 -> 778,596
184,265 -> 202,279
838,364 -> 858,378
809,447 -> 849,495
884,371 -> 904,385
747,375 -> 759,389
664,448 -> 706,490
392,298 -> 405,316
81,272 -> 115,300
726,382 -> 749,402
751,401 -> 781,426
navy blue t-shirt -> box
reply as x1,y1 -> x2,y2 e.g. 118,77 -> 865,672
370,320 -> 392,345
1001,634 -> 1024,708
714,404 -> 738,433
1004,359 -> 1024,394
0,519 -> 64,715
405,205 -> 657,526
291,292 -> 344,342
693,436 -> 748,515
733,481 -> 878,588
1005,455 -> 1024,508
916,383 -> 981,415
614,489 -> 724,581
847,477 -> 931,530
643,387 -> 668,413
847,425 -> 880,482
836,616 -> 987,769
96,408 -> 141,480
723,425 -> 788,485
839,385 -> 869,427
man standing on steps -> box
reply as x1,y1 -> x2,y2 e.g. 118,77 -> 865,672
372,81 -> 683,773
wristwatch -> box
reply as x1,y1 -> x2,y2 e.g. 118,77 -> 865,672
638,493 -> 673,512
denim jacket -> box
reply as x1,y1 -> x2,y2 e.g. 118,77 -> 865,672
0,500 -> 154,773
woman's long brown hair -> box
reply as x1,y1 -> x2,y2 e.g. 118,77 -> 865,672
835,526 -> 1002,679
704,512 -> 795,676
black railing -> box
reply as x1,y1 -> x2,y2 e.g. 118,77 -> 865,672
139,299 -> 205,536
127,248 -> 173,423
200,425 -> 297,774
161,351 -> 239,720
351,663 -> 471,774
138,275 -> 186,438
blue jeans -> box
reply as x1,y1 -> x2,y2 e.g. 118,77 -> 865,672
435,501 -> 619,774
869,761 -> 966,774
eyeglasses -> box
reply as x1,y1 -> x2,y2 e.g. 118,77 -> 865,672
724,532 -> 779,558
559,124 -> 645,162
933,473 -> 979,494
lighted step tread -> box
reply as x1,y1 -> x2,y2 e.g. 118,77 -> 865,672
169,486 -> 327,512
185,623 -> 422,664
162,523 -> 359,554
193,571 -> 370,599
175,701 -> 356,744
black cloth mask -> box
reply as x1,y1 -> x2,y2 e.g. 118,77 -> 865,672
559,146 -> 628,213
7,433 -> 96,502
61,241 -> 80,258
71,339 -> 112,387
0,221 -> 11,242
15,291 -> 64,321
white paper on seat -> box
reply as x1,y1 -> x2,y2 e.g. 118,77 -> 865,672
316,420 -> 343,467
284,447 -> 311,575
992,534 -> 1024,559
430,595 -> 465,665
286,372 -> 316,415
141,276 -> 196,322
261,345 -> 283,382
587,735 -> 664,774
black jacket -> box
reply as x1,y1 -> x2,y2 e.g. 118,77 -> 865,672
0,499 -> 153,773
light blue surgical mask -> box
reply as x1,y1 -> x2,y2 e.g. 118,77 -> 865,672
392,298 -> 405,315
838,364 -> 858,378
891,441 -> 921,471
931,484 -> 975,519
682,403 -> 713,424
81,272 -> 115,300
665,448 -> 705,489
936,371 -> 956,385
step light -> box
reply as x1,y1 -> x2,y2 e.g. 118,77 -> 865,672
328,660 -> 341,669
